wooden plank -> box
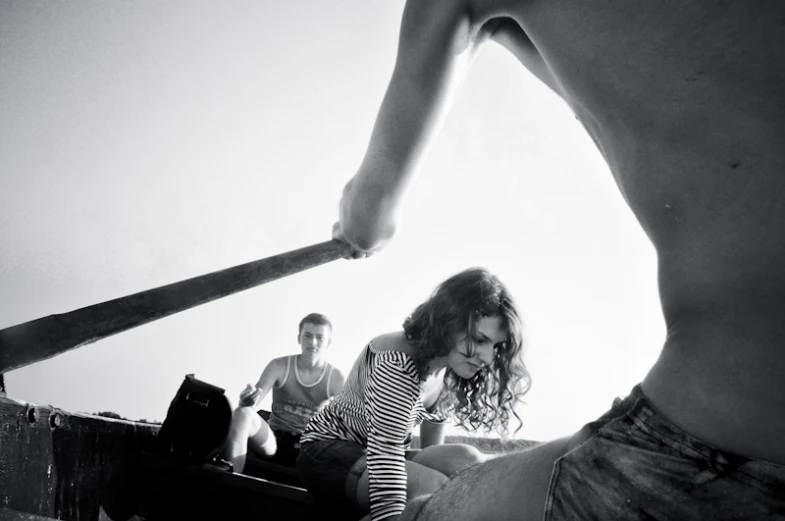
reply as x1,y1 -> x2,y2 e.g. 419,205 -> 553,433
142,463 -> 359,521
0,397 -> 358,521
0,240 -> 352,373
0,398 -> 58,517
0,397 -> 159,521
0,507 -> 61,521
243,456 -> 304,488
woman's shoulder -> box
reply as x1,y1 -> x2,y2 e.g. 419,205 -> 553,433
368,332 -> 418,370
369,331 -> 412,355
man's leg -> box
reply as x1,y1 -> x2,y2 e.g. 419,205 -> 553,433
268,431 -> 301,467
223,407 -> 277,473
400,437 -> 571,521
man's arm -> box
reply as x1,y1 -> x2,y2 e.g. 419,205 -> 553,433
240,358 -> 282,409
335,0 -> 507,253
400,437 -> 570,521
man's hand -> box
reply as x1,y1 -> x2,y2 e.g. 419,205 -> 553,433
239,384 -> 261,407
331,176 -> 397,259
332,221 -> 377,260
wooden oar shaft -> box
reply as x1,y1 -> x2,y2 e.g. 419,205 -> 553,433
0,240 -> 353,374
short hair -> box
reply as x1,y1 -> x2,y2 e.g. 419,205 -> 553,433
298,313 -> 333,333
403,267 -> 530,435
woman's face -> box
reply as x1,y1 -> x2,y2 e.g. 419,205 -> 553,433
447,315 -> 508,379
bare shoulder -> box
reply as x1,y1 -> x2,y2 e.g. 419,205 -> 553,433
267,355 -> 290,369
397,0 -> 520,49
259,356 -> 289,381
328,363 -> 346,381
369,331 -> 409,353
409,436 -> 572,521
406,0 -> 521,18
405,0 -> 561,95
326,363 -> 346,397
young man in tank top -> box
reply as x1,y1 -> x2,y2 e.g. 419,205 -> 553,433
329,0 -> 785,519
223,313 -> 345,472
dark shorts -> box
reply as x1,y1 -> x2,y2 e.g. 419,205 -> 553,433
545,385 -> 785,520
268,429 -> 301,467
296,438 -> 421,510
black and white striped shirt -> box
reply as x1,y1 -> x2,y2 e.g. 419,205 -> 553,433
301,341 -> 446,520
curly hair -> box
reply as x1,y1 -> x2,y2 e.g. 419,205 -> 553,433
403,267 -> 531,435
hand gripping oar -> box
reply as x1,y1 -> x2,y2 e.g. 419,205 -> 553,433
0,239 -> 353,374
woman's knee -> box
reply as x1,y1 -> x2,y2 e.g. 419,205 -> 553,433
442,444 -> 485,475
452,443 -> 485,467
413,443 -> 485,476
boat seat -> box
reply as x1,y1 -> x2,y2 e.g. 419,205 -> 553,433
137,451 -> 360,521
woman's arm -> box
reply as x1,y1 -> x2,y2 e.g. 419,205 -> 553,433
365,354 -> 422,520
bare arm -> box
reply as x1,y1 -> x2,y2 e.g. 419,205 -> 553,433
335,0 -> 505,252
328,367 -> 345,398
240,358 -> 283,408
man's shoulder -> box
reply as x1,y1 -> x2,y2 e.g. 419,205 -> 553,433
263,356 -> 292,375
408,0 -> 520,21
326,361 -> 345,377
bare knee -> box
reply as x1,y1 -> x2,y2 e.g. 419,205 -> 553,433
446,444 -> 485,473
412,443 -> 485,477
231,406 -> 260,427
228,407 -> 265,444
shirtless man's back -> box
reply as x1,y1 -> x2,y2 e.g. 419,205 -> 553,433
331,0 -> 785,519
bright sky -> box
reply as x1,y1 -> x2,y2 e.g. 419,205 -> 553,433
0,1 -> 664,441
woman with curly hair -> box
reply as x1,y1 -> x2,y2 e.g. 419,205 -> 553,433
296,267 -> 530,521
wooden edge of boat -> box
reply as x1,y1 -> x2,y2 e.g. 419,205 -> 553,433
0,396 -> 357,521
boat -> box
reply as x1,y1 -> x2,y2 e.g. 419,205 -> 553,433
0,240 -> 537,521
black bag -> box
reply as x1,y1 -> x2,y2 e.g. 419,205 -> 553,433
156,374 -> 232,466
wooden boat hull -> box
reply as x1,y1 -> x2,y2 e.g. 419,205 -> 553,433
0,397 -> 355,521
0,396 -> 157,520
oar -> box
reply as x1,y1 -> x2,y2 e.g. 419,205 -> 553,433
0,239 -> 353,374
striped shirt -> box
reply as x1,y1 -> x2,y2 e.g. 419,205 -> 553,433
301,341 -> 446,520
